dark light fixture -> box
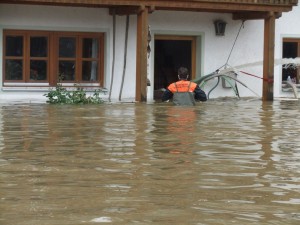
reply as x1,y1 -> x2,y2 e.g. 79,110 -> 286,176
214,20 -> 227,36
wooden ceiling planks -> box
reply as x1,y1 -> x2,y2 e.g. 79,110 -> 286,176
0,0 -> 297,13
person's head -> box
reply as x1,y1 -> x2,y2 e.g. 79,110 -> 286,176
178,67 -> 189,80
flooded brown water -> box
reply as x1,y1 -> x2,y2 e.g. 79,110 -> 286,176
0,99 -> 300,225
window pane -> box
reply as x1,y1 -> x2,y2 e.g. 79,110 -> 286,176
59,37 -> 76,58
59,61 -> 75,81
30,60 -> 47,80
82,61 -> 98,81
82,38 -> 98,58
282,42 -> 298,82
30,37 -> 48,57
6,36 -> 23,56
283,42 -> 298,58
5,59 -> 23,80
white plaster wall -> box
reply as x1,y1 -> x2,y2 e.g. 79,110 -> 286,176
107,15 -> 137,101
275,5 -> 300,99
149,10 -> 264,99
0,4 -> 138,102
0,3 -> 299,102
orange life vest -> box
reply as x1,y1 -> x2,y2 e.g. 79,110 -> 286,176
168,80 -> 197,93
167,80 -> 197,106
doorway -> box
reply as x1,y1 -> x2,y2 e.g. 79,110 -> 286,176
153,35 -> 196,100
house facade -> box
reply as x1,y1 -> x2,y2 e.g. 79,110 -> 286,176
0,0 -> 299,103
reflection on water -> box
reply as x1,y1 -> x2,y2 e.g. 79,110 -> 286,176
0,99 -> 300,225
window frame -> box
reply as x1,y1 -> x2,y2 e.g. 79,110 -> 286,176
155,35 -> 196,79
3,30 -> 26,82
28,31 -> 50,82
282,38 -> 300,84
3,30 -> 104,87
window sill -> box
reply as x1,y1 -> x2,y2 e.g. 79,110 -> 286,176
2,83 -> 108,94
281,83 -> 300,92
4,82 -> 50,87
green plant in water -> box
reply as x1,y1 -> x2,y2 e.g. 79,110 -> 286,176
44,82 -> 104,104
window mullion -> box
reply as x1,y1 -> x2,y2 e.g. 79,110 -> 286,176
77,36 -> 82,83
24,33 -> 29,82
100,35 -> 104,86
52,33 -> 59,85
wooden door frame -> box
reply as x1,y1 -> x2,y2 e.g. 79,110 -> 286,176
154,35 -> 197,79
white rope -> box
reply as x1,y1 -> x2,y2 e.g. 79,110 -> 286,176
218,57 -> 300,74
119,15 -> 130,101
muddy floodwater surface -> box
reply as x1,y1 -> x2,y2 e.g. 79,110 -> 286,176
0,99 -> 300,225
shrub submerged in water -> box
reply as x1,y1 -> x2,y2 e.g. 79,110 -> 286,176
44,83 -> 104,104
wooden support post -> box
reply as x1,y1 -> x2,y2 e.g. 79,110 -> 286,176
136,6 -> 148,102
262,13 -> 275,101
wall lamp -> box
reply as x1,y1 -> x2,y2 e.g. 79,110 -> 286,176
214,20 -> 227,36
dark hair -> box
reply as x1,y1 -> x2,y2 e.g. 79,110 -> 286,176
178,67 -> 189,79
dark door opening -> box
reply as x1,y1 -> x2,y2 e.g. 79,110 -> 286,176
154,37 -> 194,100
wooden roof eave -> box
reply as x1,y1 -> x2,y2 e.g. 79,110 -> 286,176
232,11 -> 283,20
0,0 -> 297,16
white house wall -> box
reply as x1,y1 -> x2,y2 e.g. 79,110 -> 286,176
108,15 -> 137,102
275,6 -> 300,99
149,10 -> 265,99
0,3 -> 299,103
0,4 -> 138,103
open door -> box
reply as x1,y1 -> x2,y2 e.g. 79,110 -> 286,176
154,35 -> 196,100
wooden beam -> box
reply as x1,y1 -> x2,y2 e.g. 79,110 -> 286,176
136,6 -> 148,102
0,0 -> 296,13
109,6 -> 140,15
233,11 -> 282,20
262,13 -> 276,101
108,5 -> 154,16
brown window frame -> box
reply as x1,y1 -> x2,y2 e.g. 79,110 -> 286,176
3,30 -> 104,87
155,35 -> 196,79
282,38 -> 300,84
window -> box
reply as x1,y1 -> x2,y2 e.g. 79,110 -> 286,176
282,38 -> 300,84
3,30 -> 104,87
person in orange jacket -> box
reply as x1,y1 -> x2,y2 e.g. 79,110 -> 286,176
162,67 -> 207,105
